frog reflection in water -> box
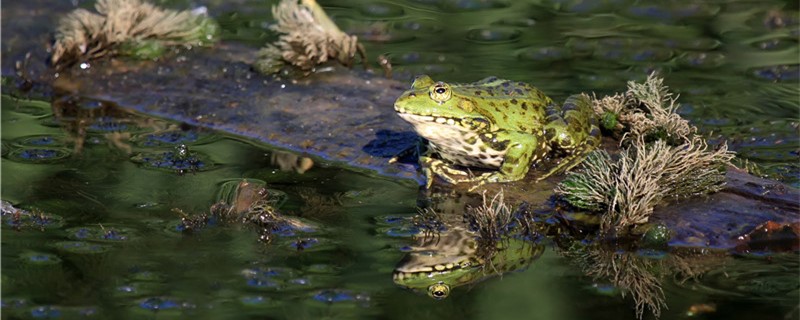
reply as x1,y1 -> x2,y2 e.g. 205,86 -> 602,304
393,226 -> 544,299
394,75 -> 601,188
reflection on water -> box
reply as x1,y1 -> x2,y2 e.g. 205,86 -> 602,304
2,0 -> 799,319
2,94 -> 798,318
392,189 -> 544,300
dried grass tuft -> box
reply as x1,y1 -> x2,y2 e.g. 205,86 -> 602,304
557,74 -> 735,235
464,189 -> 530,265
52,0 -> 218,68
255,0 -> 367,74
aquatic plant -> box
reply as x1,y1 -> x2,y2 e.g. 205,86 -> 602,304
255,0 -> 367,74
565,243 -> 726,319
51,0 -> 218,68
557,75 -> 734,235
464,190 -> 540,264
177,180 -> 314,244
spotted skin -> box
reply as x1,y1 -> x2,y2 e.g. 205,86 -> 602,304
394,75 -> 600,188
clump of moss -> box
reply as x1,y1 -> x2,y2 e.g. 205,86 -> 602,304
51,0 -> 219,68
557,74 -> 735,235
255,0 -> 367,74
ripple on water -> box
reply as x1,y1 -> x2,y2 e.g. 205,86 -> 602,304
4,98 -> 52,117
310,289 -> 371,306
239,295 -> 282,308
517,46 -> 571,63
410,0 -> 510,11
131,129 -> 219,147
52,241 -> 112,254
749,64 -> 799,82
676,51 -> 726,69
127,296 -> 194,318
626,2 -> 719,22
66,225 -> 136,242
129,148 -> 215,173
11,135 -> 67,147
19,251 -> 62,266
676,254 -> 799,300
1,205 -> 65,230
5,147 -> 72,164
358,2 -> 405,18
465,27 -> 522,44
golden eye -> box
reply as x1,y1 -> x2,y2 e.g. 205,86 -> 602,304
429,82 -> 452,103
427,282 -> 451,300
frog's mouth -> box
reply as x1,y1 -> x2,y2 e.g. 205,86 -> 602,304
395,111 -> 467,128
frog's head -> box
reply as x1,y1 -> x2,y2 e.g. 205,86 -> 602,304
394,75 -> 491,133
392,248 -> 483,300
393,228 -> 545,299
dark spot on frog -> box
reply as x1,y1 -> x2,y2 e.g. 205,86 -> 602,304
466,136 -> 477,144
501,81 -> 510,87
463,145 -> 474,152
521,102 -> 528,110
510,99 -> 518,105
489,102 -> 496,107
514,88 -> 524,95
493,139 -> 510,151
545,129 -> 556,141
562,102 -> 578,112
475,91 -> 482,96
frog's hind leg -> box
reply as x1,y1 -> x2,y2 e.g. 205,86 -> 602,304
538,94 -> 601,181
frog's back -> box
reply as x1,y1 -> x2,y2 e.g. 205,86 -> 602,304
453,77 -> 552,131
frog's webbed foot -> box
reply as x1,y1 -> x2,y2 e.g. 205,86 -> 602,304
421,157 -> 473,188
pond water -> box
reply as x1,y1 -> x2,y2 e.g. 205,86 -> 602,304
2,0 -> 799,319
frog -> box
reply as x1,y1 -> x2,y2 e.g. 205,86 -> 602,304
392,227 -> 544,299
393,75 -> 601,189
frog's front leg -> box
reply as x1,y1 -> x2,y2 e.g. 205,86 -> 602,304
419,152 -> 471,189
468,130 -> 546,187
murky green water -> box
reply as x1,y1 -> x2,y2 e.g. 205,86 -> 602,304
2,0 -> 799,319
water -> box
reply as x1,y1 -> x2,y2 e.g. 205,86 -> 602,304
2,0 -> 799,319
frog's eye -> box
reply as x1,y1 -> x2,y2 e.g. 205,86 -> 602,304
429,82 -> 452,103
427,282 -> 451,300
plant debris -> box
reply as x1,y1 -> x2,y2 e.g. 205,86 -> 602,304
255,0 -> 367,74
51,0 -> 218,68
557,74 -> 735,235
565,243 -> 726,319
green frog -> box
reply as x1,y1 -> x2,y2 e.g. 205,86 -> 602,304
393,227 -> 544,299
394,75 -> 600,188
